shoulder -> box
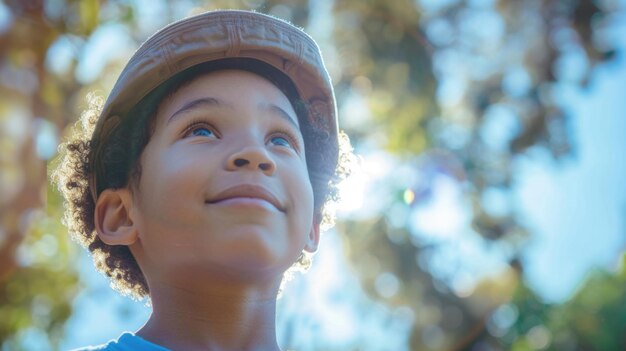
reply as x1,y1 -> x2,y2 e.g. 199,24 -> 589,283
68,332 -> 171,351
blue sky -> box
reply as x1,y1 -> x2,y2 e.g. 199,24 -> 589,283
516,52 -> 626,302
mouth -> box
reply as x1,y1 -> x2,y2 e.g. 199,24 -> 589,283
206,184 -> 285,212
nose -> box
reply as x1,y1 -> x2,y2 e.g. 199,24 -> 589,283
226,146 -> 276,176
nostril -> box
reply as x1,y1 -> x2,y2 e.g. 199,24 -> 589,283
234,158 -> 249,167
229,155 -> 274,173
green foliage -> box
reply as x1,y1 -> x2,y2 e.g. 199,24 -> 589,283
562,270 -> 626,350
333,0 -> 436,155
0,181 -> 80,349
496,269 -> 626,351
79,0 -> 100,33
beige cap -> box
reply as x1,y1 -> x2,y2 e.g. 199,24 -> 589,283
90,9 -> 338,201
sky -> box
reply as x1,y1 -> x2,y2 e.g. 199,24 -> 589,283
516,52 -> 626,302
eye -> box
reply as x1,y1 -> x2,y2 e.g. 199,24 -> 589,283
269,135 -> 292,147
191,127 -> 214,137
183,121 -> 218,139
267,130 -> 300,151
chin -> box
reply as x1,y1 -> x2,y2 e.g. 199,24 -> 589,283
221,252 -> 296,278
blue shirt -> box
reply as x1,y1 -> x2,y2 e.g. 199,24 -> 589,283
70,332 -> 170,351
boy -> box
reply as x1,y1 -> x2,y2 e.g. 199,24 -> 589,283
54,9 -> 348,351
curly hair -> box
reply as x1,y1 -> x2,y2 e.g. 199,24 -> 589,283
53,60 -> 353,300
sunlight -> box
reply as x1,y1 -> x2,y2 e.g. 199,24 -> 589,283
335,167 -> 366,214
335,151 -> 399,218
410,175 -> 467,240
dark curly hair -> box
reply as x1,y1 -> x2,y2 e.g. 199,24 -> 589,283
53,59 -> 353,300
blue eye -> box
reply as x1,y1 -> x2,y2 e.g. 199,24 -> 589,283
190,127 -> 215,138
270,136 -> 292,147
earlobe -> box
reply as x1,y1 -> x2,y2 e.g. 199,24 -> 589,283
303,221 -> 320,253
94,189 -> 139,246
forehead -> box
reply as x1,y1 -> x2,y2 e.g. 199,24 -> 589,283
155,69 -> 299,126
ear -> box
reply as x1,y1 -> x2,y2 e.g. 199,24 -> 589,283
94,188 -> 139,245
303,220 -> 320,253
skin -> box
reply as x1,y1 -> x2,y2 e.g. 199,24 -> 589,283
94,69 -> 320,351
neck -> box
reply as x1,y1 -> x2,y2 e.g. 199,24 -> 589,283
136,278 -> 282,351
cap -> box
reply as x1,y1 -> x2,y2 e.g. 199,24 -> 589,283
89,9 -> 338,201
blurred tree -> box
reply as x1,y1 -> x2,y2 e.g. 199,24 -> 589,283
1,0 -> 624,350
325,0 -> 624,349
0,0 -> 133,349
478,265 -> 626,351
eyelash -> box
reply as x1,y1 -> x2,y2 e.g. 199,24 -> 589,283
268,128 -> 301,151
181,119 -> 301,151
182,119 -> 219,138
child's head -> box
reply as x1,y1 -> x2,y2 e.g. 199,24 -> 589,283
54,10 -> 348,300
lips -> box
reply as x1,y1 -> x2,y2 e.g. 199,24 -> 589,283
207,184 -> 285,212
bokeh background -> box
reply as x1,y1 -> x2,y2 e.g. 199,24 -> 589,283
1,0 -> 625,350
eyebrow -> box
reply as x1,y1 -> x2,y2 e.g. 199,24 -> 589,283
167,97 -> 225,124
167,96 -> 300,130
266,103 -> 300,130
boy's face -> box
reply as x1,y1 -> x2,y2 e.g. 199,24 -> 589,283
124,69 -> 318,287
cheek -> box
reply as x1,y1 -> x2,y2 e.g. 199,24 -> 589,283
136,144 -> 208,217
290,164 -> 316,225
